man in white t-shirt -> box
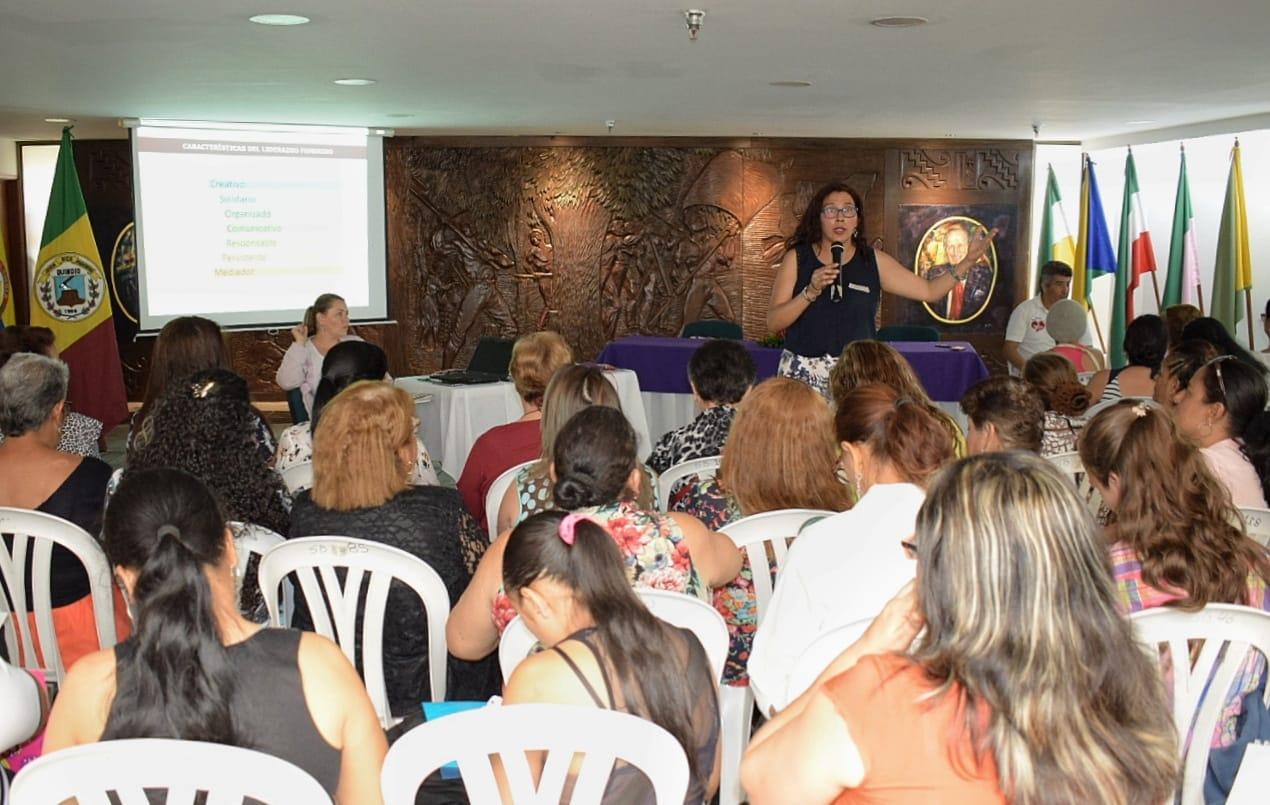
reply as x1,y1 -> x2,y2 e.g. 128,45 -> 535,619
1004,261 -> 1091,374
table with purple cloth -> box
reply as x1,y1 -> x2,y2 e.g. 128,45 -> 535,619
596,335 -> 988,441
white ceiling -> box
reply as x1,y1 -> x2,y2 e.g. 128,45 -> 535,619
1,0 -> 1268,144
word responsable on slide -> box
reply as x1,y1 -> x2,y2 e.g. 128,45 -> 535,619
131,121 -> 388,331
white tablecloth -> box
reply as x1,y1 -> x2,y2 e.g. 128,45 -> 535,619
395,368 -> 651,478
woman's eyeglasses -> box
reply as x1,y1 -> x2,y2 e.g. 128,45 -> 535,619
820,205 -> 858,218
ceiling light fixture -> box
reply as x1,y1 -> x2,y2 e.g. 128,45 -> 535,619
249,14 -> 310,26
769,81 -> 812,88
1124,119 -> 1156,126
333,78 -> 376,86
44,117 -> 72,124
870,16 -> 928,28
685,10 -> 705,41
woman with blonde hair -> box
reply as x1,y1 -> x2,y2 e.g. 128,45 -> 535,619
458,331 -> 573,531
829,339 -> 965,456
1080,399 -> 1269,751
495,363 -> 652,534
289,381 -> 494,709
742,452 -> 1178,804
675,377 -> 852,683
747,383 -> 955,714
276,292 -> 363,419
1023,351 -> 1091,455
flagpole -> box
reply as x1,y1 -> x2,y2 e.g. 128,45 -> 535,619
1246,291 -> 1255,347
1150,271 -> 1163,311
1088,304 -> 1107,355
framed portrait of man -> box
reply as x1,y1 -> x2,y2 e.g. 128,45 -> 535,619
917,216 -> 996,324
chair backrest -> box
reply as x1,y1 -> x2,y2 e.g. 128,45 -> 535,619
876,324 -> 940,342
1227,741 -> 1270,804
0,508 -> 118,684
10,738 -> 332,804
486,459 -> 537,541
256,535 -> 450,727
228,522 -> 292,625
785,619 -> 871,706
1043,451 -> 1103,513
381,703 -> 689,805
1131,604 -> 1270,805
1237,507 -> 1270,547
681,320 -> 743,340
280,461 -> 314,495
657,456 -> 722,512
720,508 -> 836,619
499,588 -> 729,684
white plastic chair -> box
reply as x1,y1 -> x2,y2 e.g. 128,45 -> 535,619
1237,507 -> 1270,547
381,703 -> 689,805
716,507 -> 834,805
1044,450 -> 1103,513
256,535 -> 451,728
657,456 -> 722,512
228,522 -> 292,625
1131,604 -> 1270,805
486,459 -> 536,540
279,461 -> 314,495
1228,741 -> 1270,804
0,508 -> 118,685
784,619 -> 871,707
10,737 -> 332,804
499,588 -> 728,684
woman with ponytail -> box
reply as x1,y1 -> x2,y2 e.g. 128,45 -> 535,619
747,383 -> 955,715
501,510 -> 720,802
43,467 -> 387,803
276,292 -> 364,418
449,405 -> 740,661
1023,351 -> 1092,455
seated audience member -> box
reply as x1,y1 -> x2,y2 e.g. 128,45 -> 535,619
1023,352 -> 1092,456
496,364 -> 654,535
43,468 -> 386,804
128,315 -> 265,457
276,292 -> 363,419
0,354 -> 128,668
1163,303 -> 1202,351
1169,353 -> 1270,508
1081,399 -> 1270,749
458,331 -> 573,531
647,338 -> 757,475
125,368 -> 290,622
449,406 -> 741,662
501,510 -> 720,802
289,381 -> 493,707
747,384 -> 954,715
829,339 -> 966,457
0,325 -> 102,457
741,452 -> 1178,804
275,341 -> 437,486
1046,298 -> 1104,372
958,375 -> 1045,454
1087,313 -> 1168,402
1183,316 -> 1269,375
675,377 -> 852,683
1154,339 -> 1217,411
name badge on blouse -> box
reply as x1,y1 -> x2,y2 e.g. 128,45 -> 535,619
848,282 -> 870,294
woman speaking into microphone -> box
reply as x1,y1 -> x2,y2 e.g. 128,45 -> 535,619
767,183 -> 994,396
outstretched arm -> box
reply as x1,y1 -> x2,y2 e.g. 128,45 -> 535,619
879,229 -> 998,303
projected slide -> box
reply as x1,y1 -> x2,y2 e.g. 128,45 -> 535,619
132,122 -> 388,331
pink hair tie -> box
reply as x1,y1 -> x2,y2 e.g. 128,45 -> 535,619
559,513 -> 591,546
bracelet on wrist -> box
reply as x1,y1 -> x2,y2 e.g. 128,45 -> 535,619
801,285 -> 818,303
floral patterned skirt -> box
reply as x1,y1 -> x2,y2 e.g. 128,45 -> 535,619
777,350 -> 835,399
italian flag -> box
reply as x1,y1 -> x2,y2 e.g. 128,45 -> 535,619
1036,164 -> 1076,292
28,127 -> 129,427
1111,151 -> 1158,365
1162,148 -> 1201,310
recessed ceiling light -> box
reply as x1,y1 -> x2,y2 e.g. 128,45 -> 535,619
386,113 -> 414,119
870,16 -> 928,28
333,78 -> 376,86
44,117 -> 72,124
769,81 -> 812,88
249,14 -> 310,26
1124,119 -> 1156,126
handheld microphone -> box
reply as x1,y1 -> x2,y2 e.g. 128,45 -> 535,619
830,241 -> 845,301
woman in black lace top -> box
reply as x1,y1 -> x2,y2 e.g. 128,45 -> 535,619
289,380 -> 494,711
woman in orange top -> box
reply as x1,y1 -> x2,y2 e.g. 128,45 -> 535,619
741,452 -> 1178,805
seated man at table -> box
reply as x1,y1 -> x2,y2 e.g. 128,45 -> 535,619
457,331 -> 573,532
647,338 -> 756,475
